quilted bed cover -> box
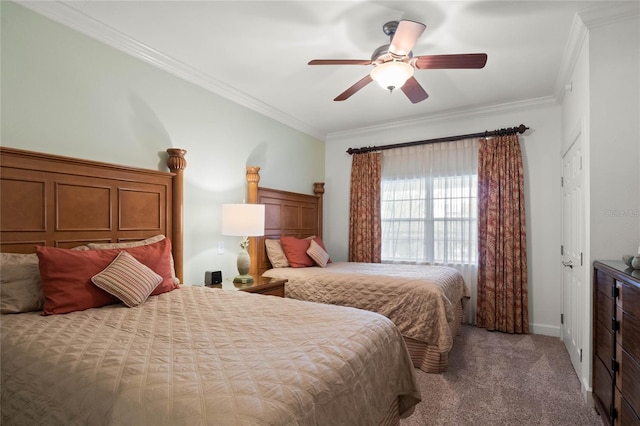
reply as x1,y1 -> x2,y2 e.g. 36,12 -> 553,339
263,262 -> 470,353
1,286 -> 420,426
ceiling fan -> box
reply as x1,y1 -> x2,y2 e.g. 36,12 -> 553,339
308,20 -> 488,103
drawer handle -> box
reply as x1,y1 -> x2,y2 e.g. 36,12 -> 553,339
610,404 -> 618,420
611,358 -> 619,373
611,318 -> 619,332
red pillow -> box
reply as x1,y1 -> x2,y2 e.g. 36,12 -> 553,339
280,236 -> 314,268
36,239 -> 177,315
280,236 -> 330,268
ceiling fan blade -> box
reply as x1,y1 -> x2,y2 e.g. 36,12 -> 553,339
334,74 -> 374,101
401,77 -> 429,104
414,53 -> 488,69
389,20 -> 426,57
308,59 -> 372,65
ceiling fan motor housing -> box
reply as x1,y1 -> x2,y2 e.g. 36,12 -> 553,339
382,21 -> 399,37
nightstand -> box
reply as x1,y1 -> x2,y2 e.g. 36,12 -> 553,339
205,276 -> 286,297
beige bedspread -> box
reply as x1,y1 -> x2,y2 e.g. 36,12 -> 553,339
1,286 -> 419,426
263,262 -> 470,353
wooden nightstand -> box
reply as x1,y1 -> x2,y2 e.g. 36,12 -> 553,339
206,276 -> 286,297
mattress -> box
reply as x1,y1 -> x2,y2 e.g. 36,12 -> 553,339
263,262 -> 470,353
1,285 -> 420,425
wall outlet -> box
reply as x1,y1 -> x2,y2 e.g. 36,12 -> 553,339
217,240 -> 224,255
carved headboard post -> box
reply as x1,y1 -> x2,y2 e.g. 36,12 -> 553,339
246,166 -> 261,279
246,166 -> 261,203
314,182 -> 325,239
166,148 -> 187,283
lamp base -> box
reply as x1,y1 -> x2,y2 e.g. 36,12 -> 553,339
233,275 -> 254,284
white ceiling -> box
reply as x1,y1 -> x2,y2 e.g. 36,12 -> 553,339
20,1 -> 631,140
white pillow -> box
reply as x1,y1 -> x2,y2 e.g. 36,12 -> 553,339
0,259 -> 44,314
265,239 -> 290,268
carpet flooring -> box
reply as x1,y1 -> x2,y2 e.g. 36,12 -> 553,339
400,325 -> 604,426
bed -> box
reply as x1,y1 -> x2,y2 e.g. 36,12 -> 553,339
0,147 -> 420,425
245,168 -> 469,374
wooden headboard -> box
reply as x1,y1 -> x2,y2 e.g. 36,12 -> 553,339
245,167 -> 325,277
0,147 -> 186,282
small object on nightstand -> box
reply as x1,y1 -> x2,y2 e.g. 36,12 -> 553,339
204,270 -> 222,285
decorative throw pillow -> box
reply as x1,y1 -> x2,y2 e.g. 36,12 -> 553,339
307,239 -> 330,268
36,246 -> 120,315
86,238 -> 177,296
280,236 -> 316,268
91,251 -> 162,307
0,252 -> 38,265
265,239 -> 290,268
310,237 -> 330,261
87,235 -> 180,284
36,238 -> 177,315
0,258 -> 44,314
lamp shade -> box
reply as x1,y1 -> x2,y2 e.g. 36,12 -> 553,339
221,204 -> 265,237
370,61 -> 414,91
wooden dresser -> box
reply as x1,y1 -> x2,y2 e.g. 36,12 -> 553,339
593,260 -> 640,425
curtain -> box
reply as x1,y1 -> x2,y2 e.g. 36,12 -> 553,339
381,139 -> 479,323
349,152 -> 382,263
477,134 -> 529,333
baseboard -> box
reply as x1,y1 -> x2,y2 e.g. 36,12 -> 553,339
582,380 -> 593,404
530,323 -> 560,337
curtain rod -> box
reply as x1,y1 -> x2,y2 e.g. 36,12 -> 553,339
346,124 -> 529,155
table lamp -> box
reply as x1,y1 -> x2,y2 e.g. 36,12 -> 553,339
221,203 -> 265,283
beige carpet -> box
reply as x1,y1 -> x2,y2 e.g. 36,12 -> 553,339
401,325 -> 604,426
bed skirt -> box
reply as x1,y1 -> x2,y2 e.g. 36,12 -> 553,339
379,399 -> 401,426
403,298 -> 465,373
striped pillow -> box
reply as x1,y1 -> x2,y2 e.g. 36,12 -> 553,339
91,251 -> 162,307
307,239 -> 330,268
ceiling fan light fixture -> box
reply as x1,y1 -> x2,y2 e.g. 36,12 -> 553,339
370,61 -> 414,92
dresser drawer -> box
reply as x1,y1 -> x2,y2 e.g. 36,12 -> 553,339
597,269 -> 616,296
598,287 -> 615,329
618,280 -> 640,309
618,308 -> 640,362
620,395 -> 640,426
618,349 -> 640,421
594,354 -> 614,420
596,321 -> 614,366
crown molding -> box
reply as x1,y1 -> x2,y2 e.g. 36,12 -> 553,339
326,96 -> 557,142
553,2 -> 640,103
20,1 -> 634,144
17,1 -> 326,141
579,1 -> 640,28
553,13 -> 588,104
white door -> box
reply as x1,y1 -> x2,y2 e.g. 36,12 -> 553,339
561,130 -> 585,375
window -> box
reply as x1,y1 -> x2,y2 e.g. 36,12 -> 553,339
381,139 -> 478,265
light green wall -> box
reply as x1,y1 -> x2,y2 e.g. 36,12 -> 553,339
1,1 -> 325,284
589,16 -> 640,261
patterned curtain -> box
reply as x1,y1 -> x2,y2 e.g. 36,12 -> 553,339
477,134 -> 529,333
349,152 -> 382,263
